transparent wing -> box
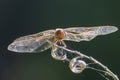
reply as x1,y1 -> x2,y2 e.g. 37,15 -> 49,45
8,30 -> 55,53
64,26 -> 118,42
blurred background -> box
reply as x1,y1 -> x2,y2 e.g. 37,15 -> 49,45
0,0 -> 120,80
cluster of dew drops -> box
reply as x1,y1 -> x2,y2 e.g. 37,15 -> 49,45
51,45 -> 87,74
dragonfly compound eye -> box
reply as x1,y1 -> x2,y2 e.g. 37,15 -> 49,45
55,29 -> 66,40
69,57 -> 87,73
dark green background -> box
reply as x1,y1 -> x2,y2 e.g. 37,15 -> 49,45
0,0 -> 120,80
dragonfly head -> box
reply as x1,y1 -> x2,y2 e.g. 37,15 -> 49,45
55,28 -> 66,41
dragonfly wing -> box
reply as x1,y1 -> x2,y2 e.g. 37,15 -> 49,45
64,26 -> 118,42
8,30 -> 55,53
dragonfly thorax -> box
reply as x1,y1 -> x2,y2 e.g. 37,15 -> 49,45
54,28 -> 66,41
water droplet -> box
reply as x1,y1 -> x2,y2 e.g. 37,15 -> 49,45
51,46 -> 67,60
69,57 -> 87,73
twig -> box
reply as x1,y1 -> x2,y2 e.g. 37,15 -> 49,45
56,45 -> 119,80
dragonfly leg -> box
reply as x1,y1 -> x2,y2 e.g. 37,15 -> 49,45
61,40 -> 67,47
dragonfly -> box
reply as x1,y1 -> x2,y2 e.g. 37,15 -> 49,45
8,26 -> 118,53
7,26 -> 119,80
